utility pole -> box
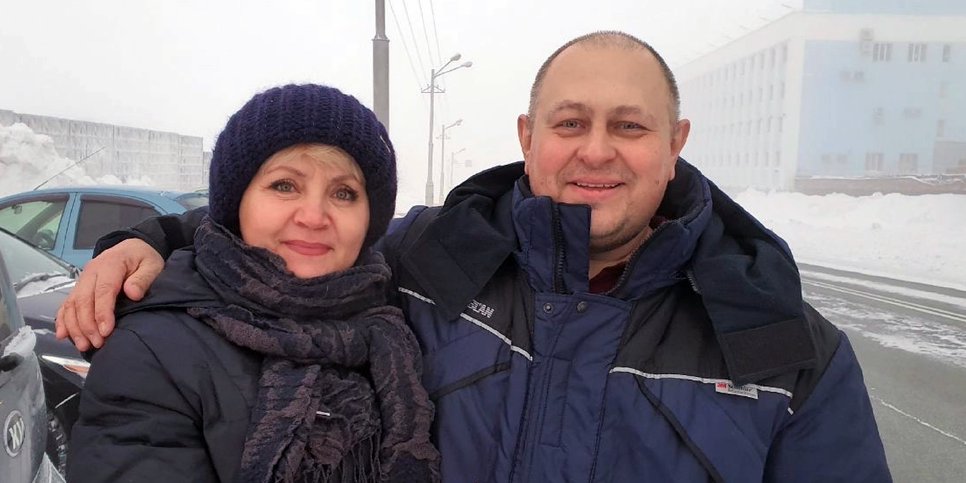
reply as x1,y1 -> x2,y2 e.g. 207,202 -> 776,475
439,119 -> 462,202
373,0 -> 390,131
424,68 -> 438,205
423,55 -> 471,205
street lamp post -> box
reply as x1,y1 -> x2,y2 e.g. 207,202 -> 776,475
448,148 -> 468,191
423,54 -> 472,205
372,0 -> 389,131
439,119 -> 462,202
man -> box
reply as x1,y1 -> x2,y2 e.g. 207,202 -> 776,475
58,31 -> 891,482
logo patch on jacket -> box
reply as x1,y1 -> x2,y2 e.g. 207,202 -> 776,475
467,299 -> 496,319
715,381 -> 759,400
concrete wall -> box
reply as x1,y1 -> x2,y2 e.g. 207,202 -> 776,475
0,110 -> 205,191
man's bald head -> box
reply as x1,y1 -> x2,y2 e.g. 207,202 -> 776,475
527,31 -> 680,126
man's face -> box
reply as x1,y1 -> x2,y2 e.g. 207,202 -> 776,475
518,44 -> 690,256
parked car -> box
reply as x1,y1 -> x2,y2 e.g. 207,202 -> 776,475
0,186 -> 208,268
0,226 -> 81,477
0,243 -> 65,482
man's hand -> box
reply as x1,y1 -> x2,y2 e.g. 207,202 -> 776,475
55,238 -> 164,351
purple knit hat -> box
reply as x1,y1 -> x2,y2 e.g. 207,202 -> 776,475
208,84 -> 396,251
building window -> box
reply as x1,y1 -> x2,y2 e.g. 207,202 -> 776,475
908,43 -> 927,63
853,70 -> 865,81
865,152 -> 884,172
937,119 -> 946,137
902,107 -> 922,119
873,107 -> 884,125
836,154 -> 848,164
781,43 -> 788,63
775,151 -> 781,167
943,44 -> 951,62
821,153 -> 832,163
778,117 -> 783,133
898,153 -> 919,173
940,81 -> 948,98
872,42 -> 892,62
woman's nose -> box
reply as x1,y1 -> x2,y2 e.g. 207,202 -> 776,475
293,200 -> 331,228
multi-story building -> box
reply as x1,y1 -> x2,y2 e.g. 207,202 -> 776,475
0,109 -> 206,191
677,0 -> 966,191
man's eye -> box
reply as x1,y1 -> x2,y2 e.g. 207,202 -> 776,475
558,120 -> 581,129
619,121 -> 644,130
270,180 -> 296,193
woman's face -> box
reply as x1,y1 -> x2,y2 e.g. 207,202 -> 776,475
238,144 -> 369,278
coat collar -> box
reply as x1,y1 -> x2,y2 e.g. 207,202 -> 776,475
399,159 -> 817,384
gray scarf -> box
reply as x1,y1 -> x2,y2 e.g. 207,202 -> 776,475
188,218 -> 440,483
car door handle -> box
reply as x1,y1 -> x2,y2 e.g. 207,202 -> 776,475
0,353 -> 24,372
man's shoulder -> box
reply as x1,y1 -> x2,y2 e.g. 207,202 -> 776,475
378,205 -> 440,261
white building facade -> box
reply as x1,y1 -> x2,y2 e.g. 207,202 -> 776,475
677,0 -> 966,191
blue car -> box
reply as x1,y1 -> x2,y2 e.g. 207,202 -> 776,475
0,187 -> 208,268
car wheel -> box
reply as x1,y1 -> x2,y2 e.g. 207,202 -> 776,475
46,409 -> 69,476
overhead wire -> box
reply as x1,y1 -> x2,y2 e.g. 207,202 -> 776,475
417,0 -> 439,67
400,0 -> 429,83
387,0 -> 429,99
428,0 -> 443,67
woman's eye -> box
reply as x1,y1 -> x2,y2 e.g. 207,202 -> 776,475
269,180 -> 296,193
335,187 -> 359,202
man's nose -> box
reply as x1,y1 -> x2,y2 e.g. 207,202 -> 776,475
577,126 -> 617,166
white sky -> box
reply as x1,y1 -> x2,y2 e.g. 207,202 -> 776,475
0,0 -> 802,208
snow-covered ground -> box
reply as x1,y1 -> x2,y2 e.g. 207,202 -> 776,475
735,190 -> 965,292
3,122 -> 963,291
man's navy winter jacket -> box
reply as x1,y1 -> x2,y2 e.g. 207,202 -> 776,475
378,160 -> 890,482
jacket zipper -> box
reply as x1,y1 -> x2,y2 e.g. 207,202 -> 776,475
605,222 -> 670,296
551,203 -> 567,294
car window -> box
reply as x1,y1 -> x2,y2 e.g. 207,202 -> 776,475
0,197 -> 69,250
174,192 -> 209,210
72,198 -> 162,250
0,228 -> 73,296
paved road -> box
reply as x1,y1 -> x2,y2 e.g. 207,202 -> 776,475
800,263 -> 966,483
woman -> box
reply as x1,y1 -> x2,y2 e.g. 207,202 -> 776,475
67,84 -> 440,482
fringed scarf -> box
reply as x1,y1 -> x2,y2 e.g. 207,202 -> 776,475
187,218 -> 440,483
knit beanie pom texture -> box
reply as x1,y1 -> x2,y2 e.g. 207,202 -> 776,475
208,84 -> 396,251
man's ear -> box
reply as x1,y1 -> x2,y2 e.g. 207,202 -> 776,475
671,118 -> 691,160
517,114 -> 533,164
